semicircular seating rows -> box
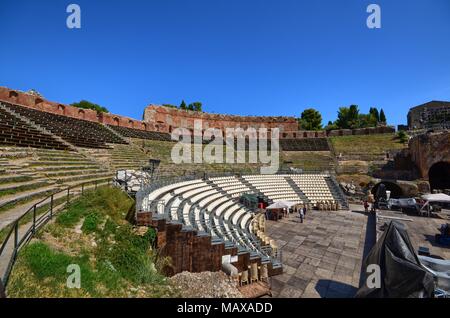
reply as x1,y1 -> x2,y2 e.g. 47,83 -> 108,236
139,173 -> 346,269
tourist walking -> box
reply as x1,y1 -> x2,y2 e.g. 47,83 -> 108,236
364,200 -> 369,213
299,208 -> 304,223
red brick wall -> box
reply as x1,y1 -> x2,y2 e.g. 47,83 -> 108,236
0,87 -> 159,132
141,212 -> 279,277
0,87 -> 394,140
143,104 -> 299,134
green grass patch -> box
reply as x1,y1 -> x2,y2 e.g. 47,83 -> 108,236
330,133 -> 406,155
81,213 -> 102,234
56,186 -> 130,227
7,186 -> 176,297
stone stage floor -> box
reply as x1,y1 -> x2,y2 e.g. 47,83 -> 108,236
266,206 -> 374,298
376,208 -> 450,260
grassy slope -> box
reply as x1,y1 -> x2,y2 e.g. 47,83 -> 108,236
7,186 -> 178,298
281,151 -> 334,170
330,133 -> 406,155
134,139 -> 336,173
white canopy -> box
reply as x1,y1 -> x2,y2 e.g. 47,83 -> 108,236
421,193 -> 450,203
266,201 -> 297,210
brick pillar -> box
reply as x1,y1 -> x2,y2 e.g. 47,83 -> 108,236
136,211 -> 152,226
192,235 -> 213,272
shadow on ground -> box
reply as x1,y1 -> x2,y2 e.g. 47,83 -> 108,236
315,279 -> 358,298
423,234 -> 450,251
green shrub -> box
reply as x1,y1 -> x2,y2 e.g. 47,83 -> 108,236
96,225 -> 163,285
82,213 -> 102,234
396,130 -> 409,143
71,100 -> 109,113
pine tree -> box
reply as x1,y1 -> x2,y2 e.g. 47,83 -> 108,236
180,100 -> 187,109
369,107 -> 380,122
379,108 -> 386,123
299,108 -> 323,130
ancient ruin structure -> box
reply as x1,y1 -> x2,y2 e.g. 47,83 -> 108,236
407,100 -> 450,130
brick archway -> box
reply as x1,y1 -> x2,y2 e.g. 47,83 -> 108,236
429,161 -> 450,191
371,181 -> 405,199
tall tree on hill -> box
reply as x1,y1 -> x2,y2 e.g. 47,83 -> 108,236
188,102 -> 202,112
358,114 -> 374,128
298,108 -> 323,130
336,105 -> 360,129
379,108 -> 387,123
369,107 -> 380,122
324,120 -> 338,131
179,100 -> 187,110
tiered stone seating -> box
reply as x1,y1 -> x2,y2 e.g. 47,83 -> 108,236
0,107 -> 69,150
4,103 -> 126,148
85,143 -> 152,171
138,173 -> 349,279
279,138 -> 330,151
141,178 -> 263,256
107,125 -> 172,141
0,147 -> 113,231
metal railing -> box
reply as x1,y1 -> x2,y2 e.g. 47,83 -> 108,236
0,179 -> 112,291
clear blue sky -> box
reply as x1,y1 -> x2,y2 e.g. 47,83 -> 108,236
1,0 -> 449,126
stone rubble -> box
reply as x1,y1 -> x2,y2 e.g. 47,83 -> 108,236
169,271 -> 243,298
114,169 -> 152,192
340,181 -> 357,195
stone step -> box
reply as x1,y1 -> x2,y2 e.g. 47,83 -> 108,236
0,186 -> 64,212
17,165 -> 103,173
0,175 -> 35,185
53,172 -> 113,183
29,161 -> 98,166
0,179 -> 54,192
43,168 -> 109,177
0,183 -> 57,202
64,176 -> 112,187
37,156 -> 88,161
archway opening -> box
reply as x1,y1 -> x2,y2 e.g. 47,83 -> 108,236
429,162 -> 450,191
371,181 -> 404,199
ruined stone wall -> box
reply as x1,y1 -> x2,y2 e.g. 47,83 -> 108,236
0,87 -> 164,132
326,126 -> 395,137
408,131 -> 450,179
0,86 -> 395,140
143,104 -> 298,134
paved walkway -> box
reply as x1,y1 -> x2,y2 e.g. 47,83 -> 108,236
267,208 -> 371,298
377,209 -> 450,260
